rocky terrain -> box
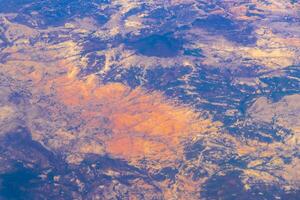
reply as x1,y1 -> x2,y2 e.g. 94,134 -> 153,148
0,0 -> 300,199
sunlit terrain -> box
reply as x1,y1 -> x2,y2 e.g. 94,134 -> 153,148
0,0 -> 299,199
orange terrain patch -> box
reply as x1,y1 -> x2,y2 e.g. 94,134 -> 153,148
46,66 -> 214,164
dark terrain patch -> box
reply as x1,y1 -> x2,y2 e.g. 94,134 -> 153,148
7,0 -> 111,28
192,15 -> 257,45
125,34 -> 183,57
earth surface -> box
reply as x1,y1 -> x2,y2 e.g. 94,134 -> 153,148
0,0 -> 300,199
